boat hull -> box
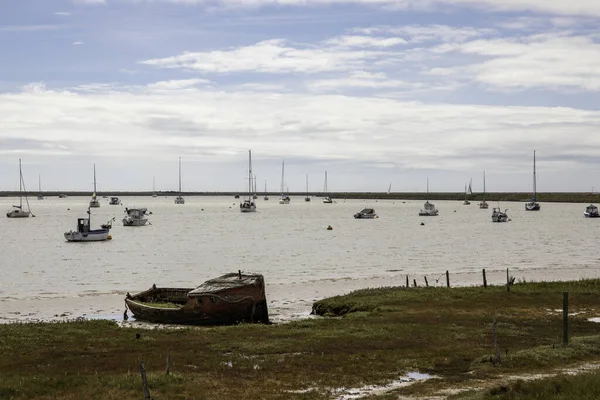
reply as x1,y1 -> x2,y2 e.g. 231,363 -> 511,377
354,214 -> 377,219
584,213 -> 600,218
122,217 -> 148,226
479,202 -> 489,209
174,197 -> 185,204
64,229 -> 109,242
125,273 -> 269,326
6,209 -> 30,218
525,202 -> 540,211
492,216 -> 509,222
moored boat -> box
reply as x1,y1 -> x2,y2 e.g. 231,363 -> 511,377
7,159 -> 33,218
124,272 -> 269,325
418,178 -> 438,216
240,150 -> 257,213
64,207 -> 112,242
122,207 -> 150,226
109,197 -> 121,205
525,150 -> 541,211
584,204 -> 600,218
492,207 -> 509,222
479,171 -> 489,209
354,208 -> 377,219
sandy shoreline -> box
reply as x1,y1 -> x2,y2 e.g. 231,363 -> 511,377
2,267 -> 600,325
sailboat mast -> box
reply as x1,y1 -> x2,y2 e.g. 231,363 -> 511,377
19,158 -> 22,208
306,174 -> 308,195
93,164 -> 97,195
281,161 -> 285,195
324,171 -> 328,194
426,177 -> 429,201
248,150 -> 253,199
533,150 -> 537,200
264,179 -> 267,195
178,157 -> 182,195
483,171 -> 486,202
153,175 -> 155,193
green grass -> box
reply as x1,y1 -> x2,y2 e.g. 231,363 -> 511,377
135,302 -> 182,309
2,280 -> 600,399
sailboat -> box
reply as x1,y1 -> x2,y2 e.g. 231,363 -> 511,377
418,177 -> 438,216
279,161 -> 290,204
263,179 -> 269,201
152,175 -> 158,198
240,150 -> 257,213
37,174 -> 44,200
174,157 -> 185,204
463,179 -> 472,205
89,164 -> 100,208
305,174 -> 311,202
7,159 -> 33,218
479,171 -> 489,209
323,171 -> 332,203
525,150 -> 540,211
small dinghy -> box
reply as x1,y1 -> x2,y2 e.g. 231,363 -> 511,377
124,272 -> 269,326
584,204 -> 600,218
122,207 -> 150,226
354,208 -> 377,219
64,207 -> 112,242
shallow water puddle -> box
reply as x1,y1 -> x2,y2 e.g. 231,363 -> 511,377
334,372 -> 435,400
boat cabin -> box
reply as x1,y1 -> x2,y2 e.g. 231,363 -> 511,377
109,197 -> 120,205
77,218 -> 91,233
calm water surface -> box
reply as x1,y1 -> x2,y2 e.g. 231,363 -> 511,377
0,196 -> 598,301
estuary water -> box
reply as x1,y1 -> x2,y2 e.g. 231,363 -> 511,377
1,195 -> 599,322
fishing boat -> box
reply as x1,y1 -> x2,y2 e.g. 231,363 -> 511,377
279,161 -> 290,204
64,207 -> 112,242
305,174 -> 311,202
174,157 -> 185,204
479,171 -> 489,209
240,150 -> 257,213
525,150 -> 541,211
354,207 -> 377,219
123,207 -> 150,226
124,272 -> 269,326
89,164 -> 100,208
463,179 -> 472,205
323,171 -> 332,204
152,175 -> 157,198
109,197 -> 121,205
37,174 -> 43,200
418,178 -> 438,216
263,179 -> 269,201
584,204 -> 600,218
7,159 -> 33,218
492,207 -> 509,222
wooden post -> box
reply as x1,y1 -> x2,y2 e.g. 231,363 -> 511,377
446,270 -> 450,288
493,319 -> 500,363
506,268 -> 510,292
413,279 -> 417,287
406,275 -> 409,288
424,276 -> 429,287
563,292 -> 569,345
482,269 -> 487,288
139,362 -> 152,400
165,353 -> 172,375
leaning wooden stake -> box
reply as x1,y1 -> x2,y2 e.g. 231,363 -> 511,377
165,353 -> 172,375
506,268 -> 510,292
406,275 -> 409,288
424,276 -> 429,287
482,268 -> 487,288
446,270 -> 450,288
140,362 -> 152,400
413,279 -> 417,287
563,292 -> 569,345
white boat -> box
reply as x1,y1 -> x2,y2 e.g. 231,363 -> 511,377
279,160 -> 290,204
525,150 -> 541,211
354,207 -> 377,219
584,204 -> 600,218
463,179 -> 472,205
109,197 -> 121,205
305,174 -> 311,202
64,207 -> 111,242
418,178 -> 438,216
123,207 -> 150,226
479,171 -> 489,209
89,164 -> 100,208
263,179 -> 269,201
152,175 -> 158,198
323,171 -> 332,204
37,174 -> 44,200
7,159 -> 33,218
492,207 -> 509,222
240,150 -> 257,213
175,157 -> 185,204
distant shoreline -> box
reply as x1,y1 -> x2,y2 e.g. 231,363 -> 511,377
0,191 -> 598,203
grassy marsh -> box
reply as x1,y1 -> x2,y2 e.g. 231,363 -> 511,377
2,280 -> 600,399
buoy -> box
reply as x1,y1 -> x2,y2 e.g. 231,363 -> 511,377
107,235 -> 112,240
454,210 -> 457,213
201,208 -> 204,211
376,215 -> 379,218
327,225 -> 333,230
420,222 -> 425,226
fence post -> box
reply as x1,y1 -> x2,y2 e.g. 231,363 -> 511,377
446,270 -> 450,288
140,362 -> 152,400
406,275 -> 409,288
424,276 -> 429,287
506,268 -> 510,292
482,269 -> 487,288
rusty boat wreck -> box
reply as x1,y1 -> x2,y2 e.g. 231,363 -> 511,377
124,272 -> 269,325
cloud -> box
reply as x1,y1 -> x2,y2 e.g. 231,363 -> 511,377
72,40 -> 84,45
0,25 -> 60,32
146,78 -> 211,90
308,71 -> 409,91
325,35 -> 407,47
141,39 -> 393,74
54,12 -> 72,16
353,24 -> 494,43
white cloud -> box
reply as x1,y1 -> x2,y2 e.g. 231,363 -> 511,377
308,71 -> 409,91
141,39 -> 393,73
353,24 -> 494,43
146,78 -> 211,90
72,40 -> 84,45
0,25 -> 59,32
53,12 -> 72,16
325,35 -> 407,47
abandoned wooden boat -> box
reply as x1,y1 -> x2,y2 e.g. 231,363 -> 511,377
124,272 -> 269,325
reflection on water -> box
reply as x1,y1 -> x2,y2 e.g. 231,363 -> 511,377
0,196 -> 598,301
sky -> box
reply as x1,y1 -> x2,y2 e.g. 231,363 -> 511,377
1,0 -> 600,193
